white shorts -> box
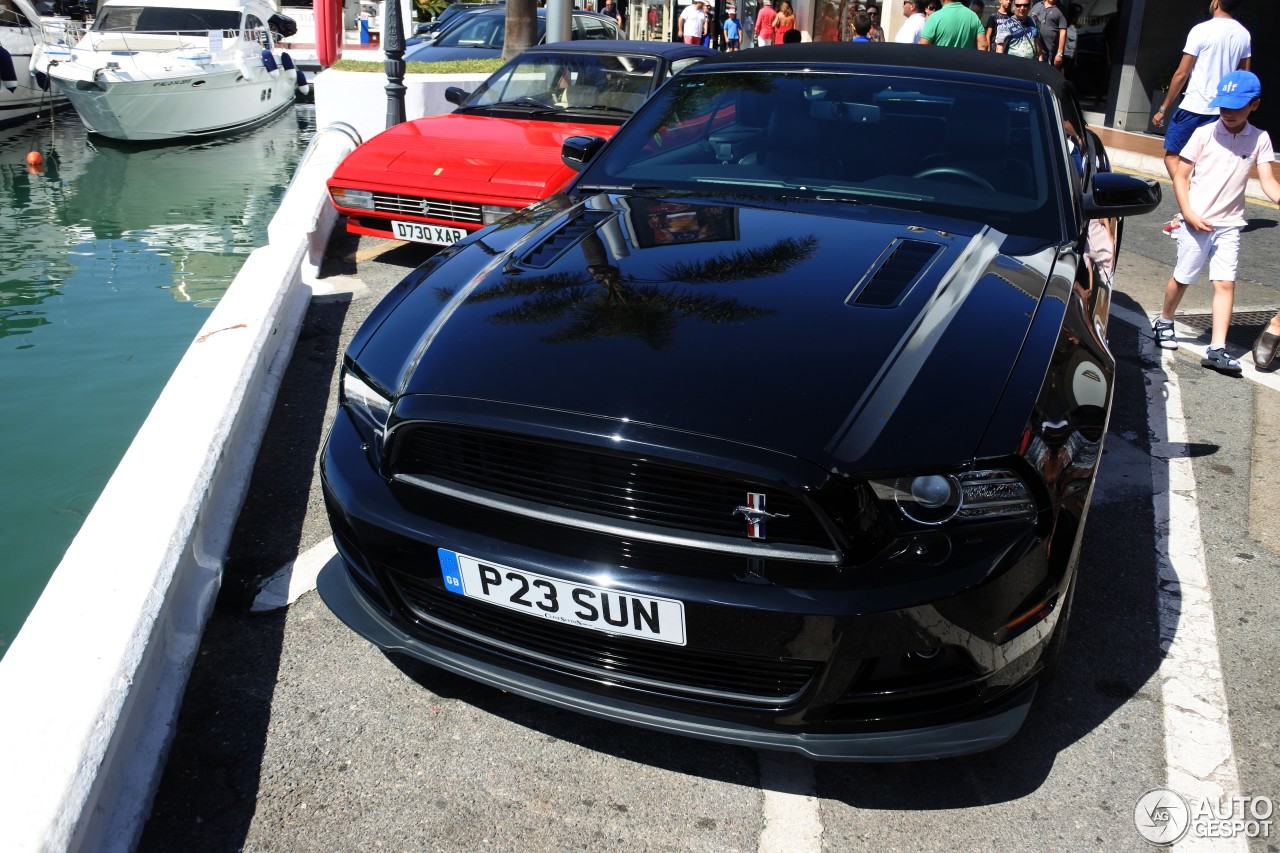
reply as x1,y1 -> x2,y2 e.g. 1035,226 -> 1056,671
1173,224 -> 1242,284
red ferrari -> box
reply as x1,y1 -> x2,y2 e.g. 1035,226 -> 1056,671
327,41 -> 714,247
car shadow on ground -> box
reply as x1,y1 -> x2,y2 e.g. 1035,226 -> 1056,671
137,291 -> 352,852
136,233 -> 461,852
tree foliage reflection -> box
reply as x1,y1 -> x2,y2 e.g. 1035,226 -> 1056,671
433,232 -> 817,349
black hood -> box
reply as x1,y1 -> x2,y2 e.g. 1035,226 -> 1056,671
355,193 -> 1056,474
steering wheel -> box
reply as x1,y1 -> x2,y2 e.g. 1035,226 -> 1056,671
912,166 -> 996,192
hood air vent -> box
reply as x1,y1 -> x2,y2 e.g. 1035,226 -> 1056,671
518,210 -> 614,270
846,239 -> 942,308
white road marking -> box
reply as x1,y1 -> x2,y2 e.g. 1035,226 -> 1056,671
1120,306 -> 1245,852
757,752 -> 822,853
251,537 -> 339,612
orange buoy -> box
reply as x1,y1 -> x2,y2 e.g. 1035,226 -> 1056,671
26,151 -> 43,167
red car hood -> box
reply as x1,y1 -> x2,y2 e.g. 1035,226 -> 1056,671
329,113 -> 620,201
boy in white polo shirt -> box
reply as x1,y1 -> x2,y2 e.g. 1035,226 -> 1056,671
1153,70 -> 1280,374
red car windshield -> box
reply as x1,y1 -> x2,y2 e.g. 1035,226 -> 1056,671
465,53 -> 661,114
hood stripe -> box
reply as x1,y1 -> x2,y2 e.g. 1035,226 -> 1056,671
395,213 -> 575,393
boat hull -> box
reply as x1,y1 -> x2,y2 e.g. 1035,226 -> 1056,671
0,82 -> 59,129
0,18 -> 67,129
49,63 -> 297,141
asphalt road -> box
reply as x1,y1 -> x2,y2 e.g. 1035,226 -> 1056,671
137,191 -> 1280,853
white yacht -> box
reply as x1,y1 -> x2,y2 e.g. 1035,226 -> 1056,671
0,0 -> 66,129
35,0 -> 307,141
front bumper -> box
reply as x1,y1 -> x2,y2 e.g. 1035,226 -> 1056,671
318,557 -> 1037,761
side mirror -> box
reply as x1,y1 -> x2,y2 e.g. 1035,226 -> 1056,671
1081,172 -> 1161,220
561,135 -> 607,171
445,86 -> 469,106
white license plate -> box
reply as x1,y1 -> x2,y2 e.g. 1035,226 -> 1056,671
391,220 -> 466,246
437,549 -> 686,646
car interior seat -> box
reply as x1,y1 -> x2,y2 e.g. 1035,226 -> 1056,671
751,102 -> 845,181
918,97 -> 1029,195
565,83 -> 603,108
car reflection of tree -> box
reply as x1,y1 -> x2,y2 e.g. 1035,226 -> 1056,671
430,233 -> 818,349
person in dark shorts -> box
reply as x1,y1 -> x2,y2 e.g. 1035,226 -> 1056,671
724,7 -> 741,50
1152,0 -> 1251,236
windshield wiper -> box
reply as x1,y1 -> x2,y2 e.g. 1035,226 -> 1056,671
575,184 -> 668,193
484,98 -> 563,114
566,104 -> 632,114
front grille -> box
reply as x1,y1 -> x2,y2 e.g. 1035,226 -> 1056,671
389,423 -> 833,549
389,569 -> 819,702
371,192 -> 484,224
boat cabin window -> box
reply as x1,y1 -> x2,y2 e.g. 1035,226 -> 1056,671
93,5 -> 243,34
245,13 -> 267,43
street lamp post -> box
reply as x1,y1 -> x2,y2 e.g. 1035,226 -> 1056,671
384,0 -> 407,128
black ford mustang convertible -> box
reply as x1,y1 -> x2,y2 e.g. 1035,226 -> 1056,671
319,44 -> 1160,760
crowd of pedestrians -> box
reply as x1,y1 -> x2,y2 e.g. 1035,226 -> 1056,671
679,0 -> 1091,69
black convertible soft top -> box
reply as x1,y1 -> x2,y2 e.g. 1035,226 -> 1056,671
534,39 -> 718,62
695,42 -> 1067,97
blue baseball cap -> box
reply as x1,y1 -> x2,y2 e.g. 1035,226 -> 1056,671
1208,70 -> 1262,110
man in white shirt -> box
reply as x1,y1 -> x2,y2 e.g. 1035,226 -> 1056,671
679,0 -> 708,44
894,0 -> 926,43
1151,0 -> 1251,183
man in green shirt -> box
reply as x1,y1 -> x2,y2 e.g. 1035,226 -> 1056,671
920,0 -> 983,47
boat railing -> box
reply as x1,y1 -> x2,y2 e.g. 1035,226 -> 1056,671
43,25 -> 276,55
1,6 -> 31,28
37,18 -> 87,47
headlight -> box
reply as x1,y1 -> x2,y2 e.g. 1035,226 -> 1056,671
341,369 -> 392,441
481,203 -> 519,225
330,187 -> 375,211
871,468 -> 1037,526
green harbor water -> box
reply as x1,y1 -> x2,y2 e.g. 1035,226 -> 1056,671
0,106 -> 317,658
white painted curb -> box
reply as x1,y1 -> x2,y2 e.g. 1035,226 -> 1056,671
0,122 -> 360,853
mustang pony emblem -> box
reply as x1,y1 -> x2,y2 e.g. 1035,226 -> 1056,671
733,492 -> 789,540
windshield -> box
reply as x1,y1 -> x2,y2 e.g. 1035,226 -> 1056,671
467,53 -> 661,113
581,69 -> 1065,241
434,12 -> 543,49
93,5 -> 242,32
